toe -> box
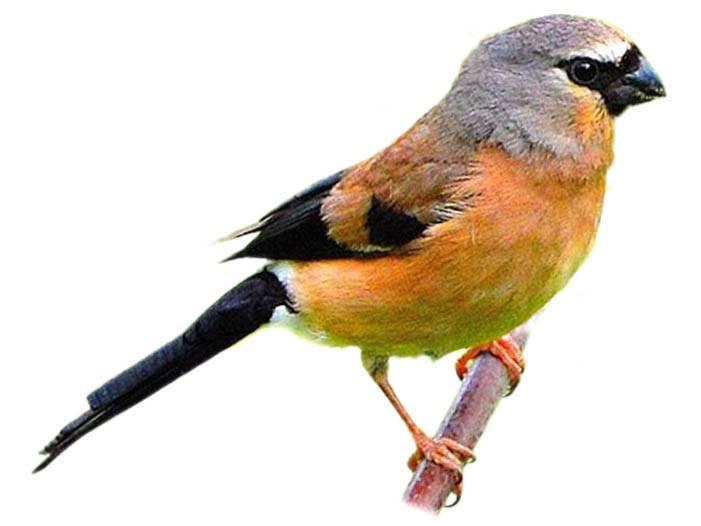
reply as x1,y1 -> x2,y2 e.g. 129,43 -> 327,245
439,438 -> 474,463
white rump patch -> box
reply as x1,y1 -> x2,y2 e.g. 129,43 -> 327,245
266,262 -> 298,324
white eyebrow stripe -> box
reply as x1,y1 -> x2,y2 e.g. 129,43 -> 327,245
567,40 -> 631,64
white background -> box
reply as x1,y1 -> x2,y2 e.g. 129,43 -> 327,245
2,1 -> 699,524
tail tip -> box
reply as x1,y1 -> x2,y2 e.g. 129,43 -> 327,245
32,455 -> 53,474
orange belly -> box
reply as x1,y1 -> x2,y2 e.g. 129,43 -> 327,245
286,147 -> 609,357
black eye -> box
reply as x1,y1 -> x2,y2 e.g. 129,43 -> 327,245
569,58 -> 599,85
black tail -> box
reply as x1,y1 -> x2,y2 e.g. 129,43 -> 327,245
34,269 -> 290,473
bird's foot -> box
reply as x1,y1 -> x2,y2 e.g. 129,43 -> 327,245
407,433 -> 474,505
455,335 -> 526,395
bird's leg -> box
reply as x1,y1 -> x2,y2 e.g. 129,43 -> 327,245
455,334 -> 526,395
363,353 -> 473,494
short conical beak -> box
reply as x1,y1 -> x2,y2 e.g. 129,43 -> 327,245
623,56 -> 666,99
601,54 -> 666,115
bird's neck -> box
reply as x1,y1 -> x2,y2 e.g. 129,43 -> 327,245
503,98 -> 615,174
436,93 -> 615,178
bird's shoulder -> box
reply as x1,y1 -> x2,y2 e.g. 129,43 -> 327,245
223,117 -> 480,261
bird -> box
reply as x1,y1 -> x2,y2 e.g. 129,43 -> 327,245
34,14 -> 665,494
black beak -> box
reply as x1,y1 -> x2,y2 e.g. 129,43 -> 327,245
602,55 -> 665,116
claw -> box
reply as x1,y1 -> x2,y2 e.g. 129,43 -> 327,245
444,484 -> 462,508
455,335 -> 525,394
407,434 -> 474,507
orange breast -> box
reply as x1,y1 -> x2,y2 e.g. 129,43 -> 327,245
288,143 -> 611,357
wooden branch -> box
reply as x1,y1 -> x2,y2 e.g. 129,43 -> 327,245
403,326 -> 530,513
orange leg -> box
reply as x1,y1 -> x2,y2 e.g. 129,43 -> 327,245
455,335 -> 526,394
364,355 -> 473,498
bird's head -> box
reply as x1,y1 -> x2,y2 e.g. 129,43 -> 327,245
443,15 -> 665,158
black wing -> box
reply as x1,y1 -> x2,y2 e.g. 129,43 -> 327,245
223,170 -> 428,261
